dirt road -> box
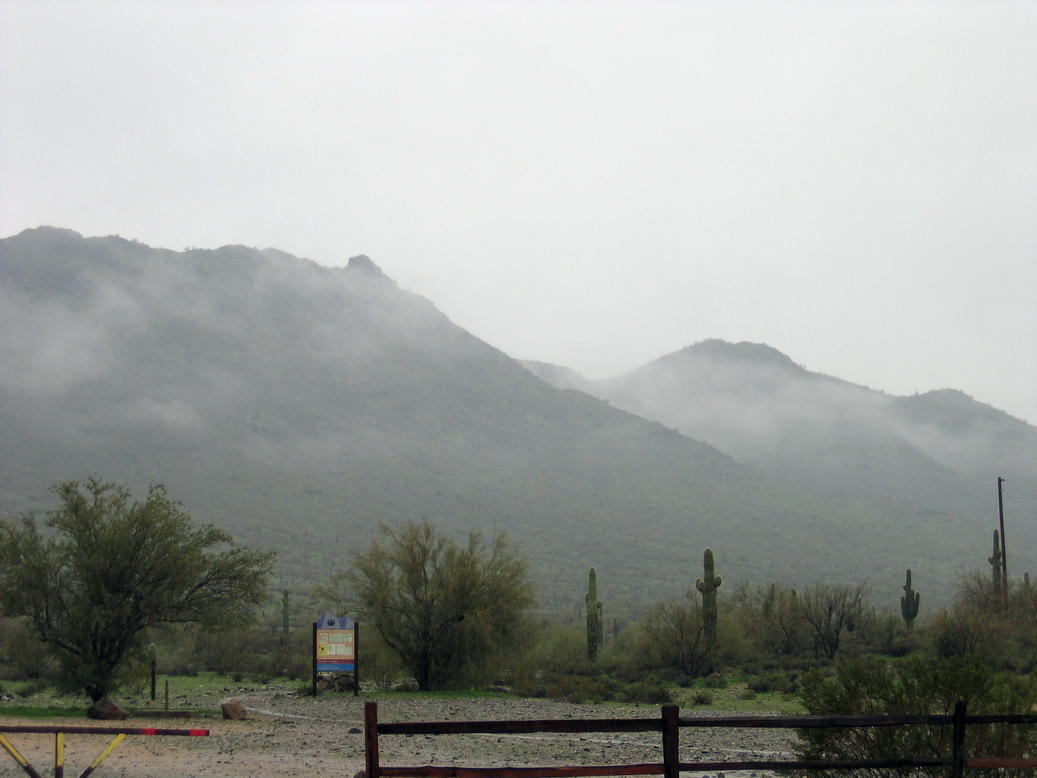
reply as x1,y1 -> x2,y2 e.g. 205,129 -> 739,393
0,689 -> 798,777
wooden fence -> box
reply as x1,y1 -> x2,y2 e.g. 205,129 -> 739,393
364,701 -> 1037,777
0,724 -> 208,778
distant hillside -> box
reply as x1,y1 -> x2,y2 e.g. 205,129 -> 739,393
529,339 -> 1036,593
1,229 -> 1024,611
588,340 -> 1037,494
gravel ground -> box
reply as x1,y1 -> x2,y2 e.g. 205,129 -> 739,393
0,689 -> 800,777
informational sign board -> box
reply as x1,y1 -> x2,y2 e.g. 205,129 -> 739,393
312,613 -> 359,695
316,625 -> 355,672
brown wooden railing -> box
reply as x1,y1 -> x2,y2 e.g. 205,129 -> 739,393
363,701 -> 1037,778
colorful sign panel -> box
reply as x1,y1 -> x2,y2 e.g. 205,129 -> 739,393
314,613 -> 357,673
316,627 -> 355,672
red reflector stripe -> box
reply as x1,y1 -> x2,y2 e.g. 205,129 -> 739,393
189,729 -> 208,736
142,728 -> 157,736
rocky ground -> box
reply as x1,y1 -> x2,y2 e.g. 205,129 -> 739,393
0,688 -> 800,777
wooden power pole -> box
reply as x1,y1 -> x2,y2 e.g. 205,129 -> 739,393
997,476 -> 1008,604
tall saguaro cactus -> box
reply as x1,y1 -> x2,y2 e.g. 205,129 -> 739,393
695,548 -> 722,673
585,568 -> 603,662
900,569 -> 920,632
989,530 -> 1003,603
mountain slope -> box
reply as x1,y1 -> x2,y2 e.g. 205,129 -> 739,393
0,229 -> 1017,609
532,339 -> 1036,594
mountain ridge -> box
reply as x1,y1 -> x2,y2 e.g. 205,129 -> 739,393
2,227 -> 1031,611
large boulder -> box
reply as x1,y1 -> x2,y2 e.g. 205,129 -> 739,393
87,699 -> 127,720
221,700 -> 247,720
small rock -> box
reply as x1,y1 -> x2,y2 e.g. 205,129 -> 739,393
348,727 -> 361,734
87,699 -> 127,720
221,700 -> 247,720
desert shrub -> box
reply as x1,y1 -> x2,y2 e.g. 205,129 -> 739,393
358,630 -> 406,691
747,670 -> 796,694
702,674 -> 727,688
691,690 -> 713,705
194,628 -> 249,674
511,624 -> 588,698
2,619 -> 55,680
927,575 -> 1037,672
618,675 -> 672,704
17,678 -> 49,697
545,674 -> 611,704
635,594 -> 709,678
840,608 -> 900,658
731,582 -> 811,662
797,655 -> 1037,777
715,613 -> 754,667
115,658 -> 151,696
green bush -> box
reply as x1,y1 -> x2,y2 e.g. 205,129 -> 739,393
3,619 -> 55,680
747,670 -> 796,694
618,676 -> 671,704
545,674 -> 611,704
511,625 -> 593,699
691,690 -> 713,705
797,655 -> 1037,777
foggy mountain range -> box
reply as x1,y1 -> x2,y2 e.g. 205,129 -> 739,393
525,341 -> 1037,512
1,227 -> 1033,612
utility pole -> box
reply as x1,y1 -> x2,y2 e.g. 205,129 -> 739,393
281,588 -> 290,647
997,476 -> 1008,605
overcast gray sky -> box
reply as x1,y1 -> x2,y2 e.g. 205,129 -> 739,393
2,0 -> 1035,424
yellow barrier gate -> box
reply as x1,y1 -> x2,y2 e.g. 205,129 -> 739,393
0,724 -> 208,777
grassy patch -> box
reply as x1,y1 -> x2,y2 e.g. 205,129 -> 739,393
673,682 -> 805,713
0,705 -> 86,719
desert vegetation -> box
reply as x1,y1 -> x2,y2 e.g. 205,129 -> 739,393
1,481 -> 1035,773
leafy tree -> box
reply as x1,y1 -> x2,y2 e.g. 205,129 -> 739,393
0,479 -> 274,701
349,520 -> 533,690
799,582 -> 864,660
798,655 -> 1037,777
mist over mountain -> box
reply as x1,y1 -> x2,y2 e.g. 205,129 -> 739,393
530,339 -> 1036,586
1,228 -> 1027,611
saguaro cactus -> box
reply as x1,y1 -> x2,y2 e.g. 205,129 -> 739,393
585,568 -> 603,661
696,548 -> 722,672
900,569 -> 920,632
989,530 -> 1003,603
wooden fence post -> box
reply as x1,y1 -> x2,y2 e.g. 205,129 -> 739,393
662,704 -> 679,778
951,700 -> 966,778
365,701 -> 380,778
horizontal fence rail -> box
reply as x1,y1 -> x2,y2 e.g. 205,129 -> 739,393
364,701 -> 1037,778
0,724 -> 209,778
